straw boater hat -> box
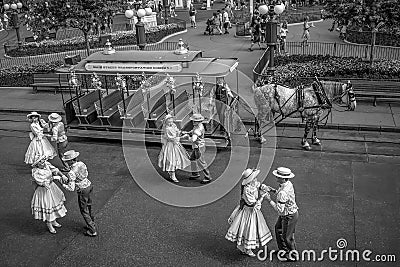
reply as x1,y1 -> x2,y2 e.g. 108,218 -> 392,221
241,168 -> 261,185
62,150 -> 80,161
272,167 -> 295,179
189,113 -> 205,122
31,155 -> 47,167
48,113 -> 62,123
163,114 -> 174,123
27,111 -> 41,119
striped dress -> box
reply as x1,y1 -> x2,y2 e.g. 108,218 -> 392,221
158,123 -> 190,172
225,181 -> 273,249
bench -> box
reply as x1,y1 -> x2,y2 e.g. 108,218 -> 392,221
72,90 -> 100,124
31,73 -> 70,94
347,80 -> 400,106
171,91 -> 191,129
119,91 -> 145,128
94,90 -> 123,125
145,89 -> 167,129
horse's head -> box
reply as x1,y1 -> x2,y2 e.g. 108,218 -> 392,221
320,80 -> 356,111
341,81 -> 356,111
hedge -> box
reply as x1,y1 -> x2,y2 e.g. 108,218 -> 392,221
0,61 -> 65,87
6,24 -> 185,57
346,29 -> 400,47
258,55 -> 400,87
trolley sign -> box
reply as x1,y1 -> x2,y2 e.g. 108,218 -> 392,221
85,62 -> 183,73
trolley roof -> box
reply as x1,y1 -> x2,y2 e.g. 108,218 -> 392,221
58,50 -> 239,77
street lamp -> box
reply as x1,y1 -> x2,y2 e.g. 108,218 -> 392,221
259,3 -> 285,78
136,8 -> 146,50
4,1 -> 23,46
162,0 -> 169,24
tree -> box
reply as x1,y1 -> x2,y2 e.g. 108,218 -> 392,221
25,0 -> 125,56
324,0 -> 400,32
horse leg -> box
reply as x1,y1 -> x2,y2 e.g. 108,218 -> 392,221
301,118 -> 312,150
312,118 -> 321,146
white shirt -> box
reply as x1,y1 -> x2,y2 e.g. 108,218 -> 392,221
271,181 -> 298,216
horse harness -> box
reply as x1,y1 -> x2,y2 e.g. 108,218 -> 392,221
258,82 -> 333,135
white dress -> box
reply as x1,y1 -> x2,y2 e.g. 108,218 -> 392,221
31,162 -> 67,221
158,123 -> 191,172
225,181 -> 272,250
25,121 -> 57,164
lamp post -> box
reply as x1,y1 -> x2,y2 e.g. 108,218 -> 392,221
136,8 -> 146,50
162,0 -> 169,24
259,3 -> 285,78
4,2 -> 23,46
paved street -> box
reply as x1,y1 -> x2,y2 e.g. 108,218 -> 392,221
0,124 -> 399,266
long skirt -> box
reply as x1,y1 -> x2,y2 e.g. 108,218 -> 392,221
225,205 -> 273,250
25,137 -> 57,164
31,182 -> 67,222
158,141 -> 191,172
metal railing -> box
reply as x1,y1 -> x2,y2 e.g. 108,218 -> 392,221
285,41 -> 400,59
0,41 -> 181,69
252,47 -> 270,82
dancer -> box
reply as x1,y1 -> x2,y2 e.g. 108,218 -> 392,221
62,150 -> 98,237
265,167 -> 299,262
31,155 -> 67,234
158,114 -> 191,183
48,113 -> 69,171
225,168 -> 273,257
186,114 -> 212,184
25,112 -> 57,165
62,150 -> 97,237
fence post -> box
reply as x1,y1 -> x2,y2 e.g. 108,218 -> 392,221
333,43 -> 336,57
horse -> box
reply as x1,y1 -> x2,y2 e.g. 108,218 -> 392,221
253,79 -> 356,150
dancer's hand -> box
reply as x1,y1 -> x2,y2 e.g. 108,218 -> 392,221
267,186 -> 277,193
254,201 -> 262,210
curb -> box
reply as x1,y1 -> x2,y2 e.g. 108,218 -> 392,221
276,121 -> 400,133
0,109 -> 65,115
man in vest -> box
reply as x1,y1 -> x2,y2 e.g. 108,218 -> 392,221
188,114 -> 212,184
62,150 -> 98,237
48,113 -> 69,171
265,167 -> 299,262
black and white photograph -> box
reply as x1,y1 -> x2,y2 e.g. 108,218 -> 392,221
0,0 -> 398,266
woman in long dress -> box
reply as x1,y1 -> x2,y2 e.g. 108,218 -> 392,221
158,114 -> 190,183
225,168 -> 273,257
31,155 -> 67,234
24,112 -> 57,165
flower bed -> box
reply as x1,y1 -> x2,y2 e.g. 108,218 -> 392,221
346,29 -> 400,47
6,24 -> 185,57
258,55 -> 400,87
0,61 -> 65,87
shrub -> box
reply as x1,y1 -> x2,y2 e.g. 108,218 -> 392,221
0,61 -> 64,87
259,55 -> 400,87
346,29 -> 400,47
6,24 -> 185,57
